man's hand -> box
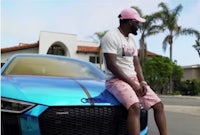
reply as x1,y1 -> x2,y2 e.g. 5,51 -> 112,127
139,83 -> 147,97
131,81 -> 148,97
139,81 -> 148,97
129,82 -> 144,97
132,84 -> 141,97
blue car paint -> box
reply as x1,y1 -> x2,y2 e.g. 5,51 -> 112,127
83,90 -> 121,105
75,79 -> 122,105
1,75 -> 108,106
140,127 -> 148,135
23,105 -> 48,117
1,76 -> 29,101
20,115 -> 41,135
20,105 -> 48,135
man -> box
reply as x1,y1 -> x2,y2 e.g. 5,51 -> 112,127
101,8 -> 168,135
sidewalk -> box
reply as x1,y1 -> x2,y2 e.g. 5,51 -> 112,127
159,95 -> 200,99
164,105 -> 200,116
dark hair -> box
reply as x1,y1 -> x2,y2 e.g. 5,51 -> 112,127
119,19 -> 130,24
118,14 -> 131,24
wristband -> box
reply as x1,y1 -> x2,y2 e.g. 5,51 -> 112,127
140,81 -> 147,85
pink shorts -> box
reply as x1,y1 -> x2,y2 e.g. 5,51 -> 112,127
106,77 -> 161,110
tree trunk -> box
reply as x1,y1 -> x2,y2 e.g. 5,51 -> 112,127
139,38 -> 146,67
169,42 -> 173,94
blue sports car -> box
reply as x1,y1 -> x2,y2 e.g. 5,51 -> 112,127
1,54 -> 148,135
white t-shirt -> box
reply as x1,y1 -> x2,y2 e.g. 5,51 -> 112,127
101,28 -> 138,79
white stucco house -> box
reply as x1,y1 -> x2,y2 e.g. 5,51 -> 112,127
1,31 -> 103,69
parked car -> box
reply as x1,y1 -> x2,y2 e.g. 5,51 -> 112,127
1,54 -> 148,135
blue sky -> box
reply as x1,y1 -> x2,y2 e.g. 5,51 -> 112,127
1,0 -> 200,66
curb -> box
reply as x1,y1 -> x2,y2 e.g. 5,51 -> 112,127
164,105 -> 200,116
158,95 -> 200,99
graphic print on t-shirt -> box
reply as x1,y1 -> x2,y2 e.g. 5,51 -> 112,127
122,45 -> 135,57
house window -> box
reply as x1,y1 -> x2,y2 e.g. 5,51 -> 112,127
89,56 -> 101,64
47,45 -> 65,56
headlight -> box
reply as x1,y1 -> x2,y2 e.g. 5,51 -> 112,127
1,98 -> 35,113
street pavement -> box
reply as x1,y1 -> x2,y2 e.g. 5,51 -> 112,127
160,95 -> 200,116
164,104 -> 200,116
148,95 -> 200,135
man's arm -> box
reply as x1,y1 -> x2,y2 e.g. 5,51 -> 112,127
134,56 -> 148,96
104,53 -> 140,91
134,56 -> 145,83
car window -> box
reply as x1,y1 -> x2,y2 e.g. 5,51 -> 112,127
2,56 -> 104,79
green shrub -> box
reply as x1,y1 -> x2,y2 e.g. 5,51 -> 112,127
178,79 -> 200,95
172,90 -> 181,95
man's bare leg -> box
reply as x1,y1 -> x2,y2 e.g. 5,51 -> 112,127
152,102 -> 168,135
127,103 -> 140,135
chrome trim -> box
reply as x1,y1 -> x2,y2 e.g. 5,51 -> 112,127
1,97 -> 35,113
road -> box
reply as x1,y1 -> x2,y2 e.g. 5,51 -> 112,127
148,95 -> 200,135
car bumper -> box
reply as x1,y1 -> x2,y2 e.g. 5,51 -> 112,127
2,105 -> 148,135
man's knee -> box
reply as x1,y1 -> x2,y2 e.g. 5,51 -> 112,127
128,103 -> 140,114
152,101 -> 164,111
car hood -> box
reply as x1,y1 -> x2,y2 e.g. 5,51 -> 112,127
1,75 -> 119,106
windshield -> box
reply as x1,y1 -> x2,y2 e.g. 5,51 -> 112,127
2,56 -> 105,79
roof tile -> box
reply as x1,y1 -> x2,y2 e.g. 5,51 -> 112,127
1,42 -> 39,53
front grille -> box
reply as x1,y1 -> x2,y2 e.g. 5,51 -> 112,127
39,106 -> 147,135
1,112 -> 21,135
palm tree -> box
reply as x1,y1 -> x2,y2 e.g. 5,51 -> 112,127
154,2 -> 199,93
192,31 -> 200,57
180,29 -> 200,57
193,40 -> 200,57
94,31 -> 108,69
94,31 -> 107,40
131,6 -> 162,66
155,2 -> 184,61
139,14 -> 164,66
